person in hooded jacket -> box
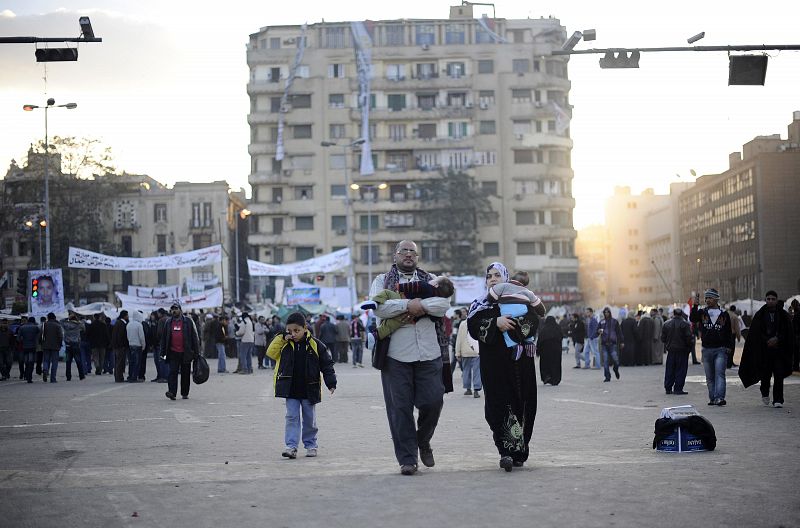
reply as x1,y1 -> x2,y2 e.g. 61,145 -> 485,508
61,312 -> 86,381
126,310 -> 146,383
267,312 -> 336,459
160,301 -> 200,400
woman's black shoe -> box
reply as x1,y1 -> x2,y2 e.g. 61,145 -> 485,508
512,460 -> 524,468
499,456 -> 513,472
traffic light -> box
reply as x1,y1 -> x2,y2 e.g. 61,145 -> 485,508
31,278 -> 39,298
35,48 -> 78,62
315,274 -> 325,283
599,50 -> 640,69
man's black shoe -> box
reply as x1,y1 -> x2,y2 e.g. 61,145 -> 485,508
613,365 -> 620,379
500,456 -> 513,472
674,390 -> 688,395
603,379 -> 610,382
181,394 -> 188,399
150,378 -> 159,382
419,448 -> 435,468
400,464 -> 417,476
717,399 -> 726,406
708,400 -> 717,406
165,391 -> 176,400
512,460 -> 524,467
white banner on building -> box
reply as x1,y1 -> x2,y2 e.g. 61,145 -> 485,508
115,287 -> 223,312
248,248 -> 350,277
449,275 -> 487,305
127,285 -> 181,299
185,276 -> 219,295
68,245 -> 222,271
28,268 -> 66,318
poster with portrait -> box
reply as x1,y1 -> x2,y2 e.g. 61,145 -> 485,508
28,268 -> 66,318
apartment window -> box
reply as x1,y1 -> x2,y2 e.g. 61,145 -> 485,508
512,120 -> 532,135
271,158 -> 282,174
384,212 -> 414,227
272,187 -> 283,203
358,93 -> 377,109
157,270 -> 167,285
191,234 -> 210,251
418,123 -> 437,139
417,94 -> 436,110
387,94 -> 406,111
328,63 -> 346,78
483,242 -> 499,257
386,63 -> 406,80
269,37 -> 281,49
546,60 -> 567,78
446,62 -> 465,78
331,185 -> 346,197
512,29 -> 526,43
272,247 -> 284,264
517,241 -> 546,255
481,181 -> 498,195
153,203 -> 167,223
416,63 -> 436,79
389,184 -> 408,202
156,234 -> 167,253
547,90 -> 565,106
514,150 -> 534,164
359,215 -> 379,231
294,186 -> 313,200
388,124 -> 407,141
516,211 -> 539,225
420,243 -> 440,262
447,92 -> 466,107
328,94 -> 345,108
474,151 -> 497,165
549,150 -> 569,167
329,123 -> 345,139
535,121 -> 543,133
415,24 -> 435,46
269,67 -> 281,82
331,215 -> 347,231
447,122 -> 468,139
292,125 -> 312,139
357,122 -> 377,140
296,247 -> 315,260
533,59 -> 541,72
291,94 -> 311,108
325,27 -> 346,48
270,97 -> 282,113
329,154 -> 346,170
548,120 -> 556,133
384,24 -> 405,46
360,244 -> 380,264
290,155 -> 313,170
512,89 -> 532,102
386,151 -> 410,171
479,120 -> 496,135
445,24 -> 465,44
202,203 -> 212,227
476,26 -> 493,44
295,65 -> 310,78
272,217 -> 283,234
296,216 -> 314,230
512,59 -> 530,73
478,90 -> 495,106
477,60 -> 494,74
552,241 -> 561,256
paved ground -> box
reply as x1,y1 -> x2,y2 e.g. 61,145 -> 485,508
0,347 -> 798,528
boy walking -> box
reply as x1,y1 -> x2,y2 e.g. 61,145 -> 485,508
267,312 -> 337,459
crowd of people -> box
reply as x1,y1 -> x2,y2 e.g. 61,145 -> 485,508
2,239 -> 799,475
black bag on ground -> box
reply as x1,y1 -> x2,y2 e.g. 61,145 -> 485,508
372,334 -> 390,370
192,355 -> 209,384
652,415 -> 717,451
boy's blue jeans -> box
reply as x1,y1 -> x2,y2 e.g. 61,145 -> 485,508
285,398 -> 318,449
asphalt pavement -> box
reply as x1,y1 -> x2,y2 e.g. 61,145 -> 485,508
0,348 -> 798,528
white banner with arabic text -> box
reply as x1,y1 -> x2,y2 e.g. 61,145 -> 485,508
248,248 -> 350,277
127,285 -> 181,300
115,287 -> 223,312
68,245 -> 222,271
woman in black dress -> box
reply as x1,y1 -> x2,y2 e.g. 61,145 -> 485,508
467,262 -> 545,472
537,316 -> 563,385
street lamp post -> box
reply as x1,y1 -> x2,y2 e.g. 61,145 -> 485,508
23,98 -> 77,269
350,182 -> 387,290
24,219 -> 47,269
321,138 -> 365,314
236,208 -> 251,303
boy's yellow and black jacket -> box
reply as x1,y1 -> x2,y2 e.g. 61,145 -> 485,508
266,330 -> 337,404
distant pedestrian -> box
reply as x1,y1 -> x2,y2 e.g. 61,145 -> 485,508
690,288 -> 735,406
739,291 -> 794,408
0,319 -> 15,381
61,312 -> 86,381
87,313 -> 110,375
598,308 -> 621,382
661,309 -> 693,395
111,311 -> 130,383
792,299 -> 800,373
267,316 -> 284,369
569,313 -> 586,369
650,308 -> 664,365
160,301 -> 200,400
727,305 -> 742,368
235,313 -> 255,374
584,308 -> 600,369
620,312 -> 638,366
349,313 -> 366,368
267,312 -> 336,459
41,312 -> 63,383
16,317 -> 39,383
318,315 -> 337,363
538,316 -> 563,386
125,310 -> 145,383
454,314 -> 481,397
637,311 -> 654,366
255,315 -> 269,369
334,314 -> 350,364
211,314 -> 228,373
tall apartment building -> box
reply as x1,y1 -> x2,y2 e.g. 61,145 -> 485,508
246,5 -> 578,299
679,111 -> 800,302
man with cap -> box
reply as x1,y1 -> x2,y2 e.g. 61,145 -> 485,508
159,300 -> 200,400
739,290 -> 794,408
661,308 -> 694,395
690,288 -> 736,406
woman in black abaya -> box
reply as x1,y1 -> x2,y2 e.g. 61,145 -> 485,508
467,262 -> 545,472
537,316 -> 563,385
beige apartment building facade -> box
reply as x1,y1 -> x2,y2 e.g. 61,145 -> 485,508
246,5 -> 579,300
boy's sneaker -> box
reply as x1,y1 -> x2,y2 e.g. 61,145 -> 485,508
762,396 -> 771,406
464,389 -> 472,395
306,448 -> 317,457
773,402 -> 783,408
473,390 -> 481,399
282,447 -> 297,459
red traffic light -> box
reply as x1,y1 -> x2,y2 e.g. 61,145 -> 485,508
32,279 -> 39,297
315,274 -> 325,282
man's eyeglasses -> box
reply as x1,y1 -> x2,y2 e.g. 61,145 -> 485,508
396,249 -> 418,256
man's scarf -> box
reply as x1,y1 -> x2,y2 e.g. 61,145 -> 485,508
384,264 -> 450,361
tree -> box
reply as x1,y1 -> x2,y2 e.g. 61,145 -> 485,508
414,169 -> 493,276
27,136 -> 119,179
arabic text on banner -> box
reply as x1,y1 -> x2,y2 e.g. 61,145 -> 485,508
68,245 -> 222,271
247,248 -> 350,277
126,285 -> 181,299
115,287 -> 223,311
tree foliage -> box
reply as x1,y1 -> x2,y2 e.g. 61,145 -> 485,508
414,169 -> 493,275
28,136 -> 118,179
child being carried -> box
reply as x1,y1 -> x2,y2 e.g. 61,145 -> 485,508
362,277 -> 455,340
488,271 -> 545,358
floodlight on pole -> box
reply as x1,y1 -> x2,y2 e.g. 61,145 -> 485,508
687,32 -> 705,44
562,31 -> 583,51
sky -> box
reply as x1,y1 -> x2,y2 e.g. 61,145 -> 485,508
1,1 -> 799,229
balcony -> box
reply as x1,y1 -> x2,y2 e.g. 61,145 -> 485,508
516,133 -> 573,149
246,81 -> 286,95
351,105 -> 475,122
248,143 -> 278,156
249,171 -> 292,185
247,112 -> 280,125
359,74 -> 474,92
248,233 -> 290,246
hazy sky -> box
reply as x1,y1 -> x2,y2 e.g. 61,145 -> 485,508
1,1 -> 798,228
